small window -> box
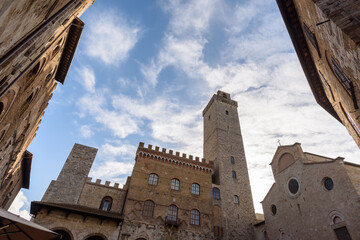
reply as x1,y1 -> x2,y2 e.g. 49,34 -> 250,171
234,195 -> 239,204
323,177 -> 334,191
142,200 -> 155,217
148,173 -> 159,185
303,22 -> 321,58
271,204 -> 277,215
225,110 -> 229,115
167,205 -> 178,221
190,209 -> 200,225
100,196 -> 112,211
171,178 -> 180,190
288,178 -> 299,195
331,56 -> 353,96
232,171 -> 236,179
208,115 -> 210,120
230,156 -> 235,164
212,188 -> 220,200
192,183 -> 200,195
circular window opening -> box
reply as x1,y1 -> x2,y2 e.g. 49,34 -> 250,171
288,178 -> 299,195
323,177 -> 334,191
271,204 -> 277,215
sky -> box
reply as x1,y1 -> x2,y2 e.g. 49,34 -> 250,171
9,0 -> 360,219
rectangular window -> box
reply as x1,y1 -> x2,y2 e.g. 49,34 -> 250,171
331,56 -> 353,96
334,226 -> 352,240
303,23 -> 321,58
319,71 -> 335,101
346,111 -> 360,137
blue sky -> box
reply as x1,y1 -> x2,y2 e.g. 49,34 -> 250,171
9,0 -> 360,218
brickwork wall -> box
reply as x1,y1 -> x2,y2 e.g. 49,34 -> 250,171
121,143 -> 214,240
203,91 -> 255,239
292,0 -> 360,147
262,144 -> 360,239
42,144 -> 98,204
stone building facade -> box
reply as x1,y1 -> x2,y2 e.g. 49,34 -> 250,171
31,91 -> 257,240
260,143 -> 360,240
0,0 -> 94,209
276,0 -> 360,147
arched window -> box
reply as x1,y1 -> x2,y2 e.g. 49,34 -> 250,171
234,195 -> 239,204
85,236 -> 105,240
190,209 -> 200,225
99,196 -> 112,211
212,188 -> 220,200
148,173 -> 159,185
167,205 -> 178,221
230,156 -> 235,164
142,200 -> 155,217
192,183 -> 200,195
53,230 -> 72,240
232,171 -> 236,179
171,178 -> 180,190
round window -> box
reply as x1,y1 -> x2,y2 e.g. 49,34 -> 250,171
323,177 -> 334,191
288,178 -> 299,194
271,204 -> 277,215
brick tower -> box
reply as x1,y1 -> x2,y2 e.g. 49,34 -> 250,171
203,90 -> 255,239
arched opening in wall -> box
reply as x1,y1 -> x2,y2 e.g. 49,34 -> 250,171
0,102 -> 4,116
85,236 -> 105,240
99,196 -> 113,211
0,76 -> 8,91
51,38 -> 64,59
278,153 -> 296,173
53,229 -> 73,240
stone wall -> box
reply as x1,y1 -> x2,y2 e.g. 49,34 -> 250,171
292,0 -> 360,147
78,178 -> 126,212
0,0 -> 94,209
34,208 -> 121,240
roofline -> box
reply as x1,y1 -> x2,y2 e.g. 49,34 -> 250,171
30,201 -> 123,224
275,0 -> 341,123
21,150 -> 32,189
344,161 -> 360,168
55,17 -> 85,84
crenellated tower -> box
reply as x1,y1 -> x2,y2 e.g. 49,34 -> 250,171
203,90 -> 255,239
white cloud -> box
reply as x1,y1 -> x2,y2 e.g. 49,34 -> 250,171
80,125 -> 94,138
99,142 -> 137,160
76,66 -> 96,93
8,191 -> 31,220
90,161 -> 134,183
78,92 -> 141,138
85,10 -> 141,65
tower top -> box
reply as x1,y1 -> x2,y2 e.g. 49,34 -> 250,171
202,90 -> 238,116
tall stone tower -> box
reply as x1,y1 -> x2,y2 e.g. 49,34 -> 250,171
203,90 -> 255,239
42,143 -> 98,204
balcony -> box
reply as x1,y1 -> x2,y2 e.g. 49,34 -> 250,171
165,216 -> 181,227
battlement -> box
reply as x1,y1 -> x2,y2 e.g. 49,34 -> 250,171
137,142 -> 214,173
85,177 -> 123,189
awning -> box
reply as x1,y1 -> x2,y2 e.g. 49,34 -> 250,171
0,208 -> 60,240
